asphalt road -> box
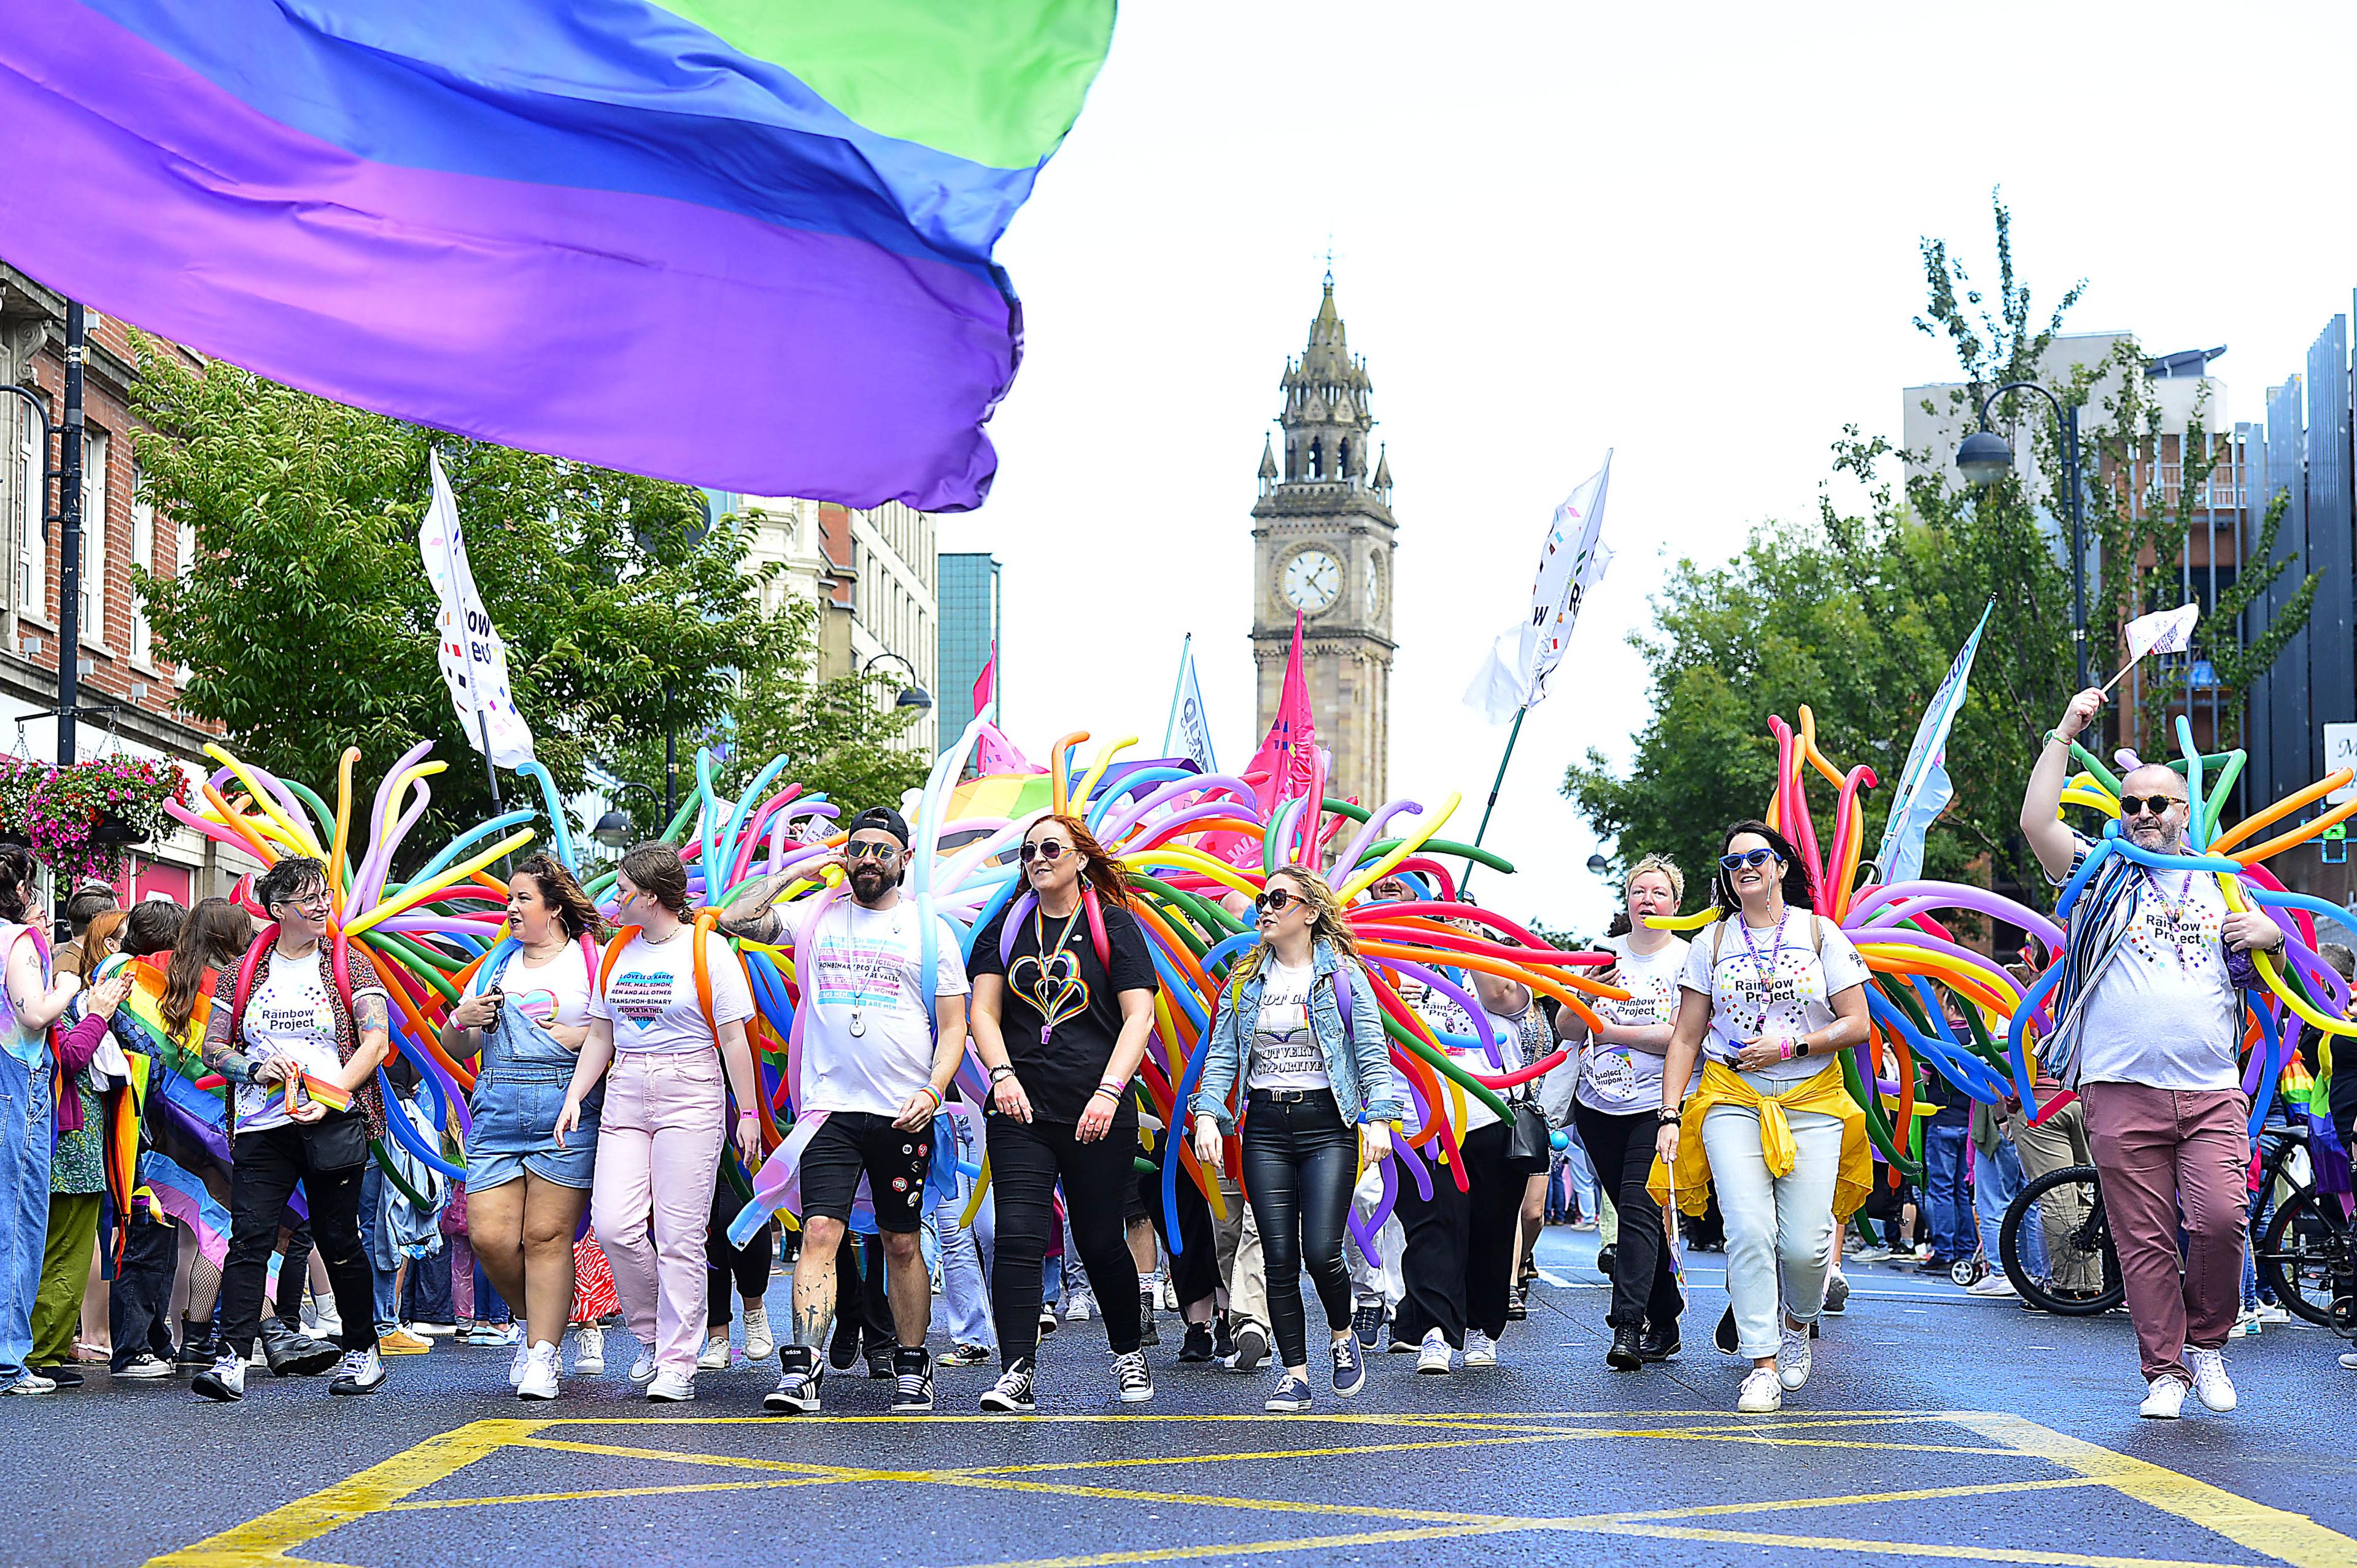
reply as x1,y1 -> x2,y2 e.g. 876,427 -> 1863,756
11,1227 -> 2355,1568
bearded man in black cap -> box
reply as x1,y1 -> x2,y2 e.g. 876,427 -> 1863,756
721,805 -> 970,1414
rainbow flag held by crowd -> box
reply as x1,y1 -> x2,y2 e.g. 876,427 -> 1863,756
0,1 -> 1115,508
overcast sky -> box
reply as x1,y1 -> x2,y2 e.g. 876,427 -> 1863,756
950,1 -> 2357,938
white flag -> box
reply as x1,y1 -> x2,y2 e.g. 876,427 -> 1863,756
419,449 -> 534,768
2125,601 -> 2201,661
1163,635 -> 1218,775
1464,451 -> 1615,724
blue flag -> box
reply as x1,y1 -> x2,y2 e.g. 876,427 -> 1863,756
1876,602 -> 1994,887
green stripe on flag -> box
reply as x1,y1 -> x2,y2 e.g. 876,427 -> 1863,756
659,0 -> 1115,169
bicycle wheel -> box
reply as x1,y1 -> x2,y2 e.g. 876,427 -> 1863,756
2258,1191 -> 2352,1327
2001,1164 -> 2123,1315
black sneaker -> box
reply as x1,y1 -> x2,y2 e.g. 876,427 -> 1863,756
1606,1324 -> 1644,1372
1638,1321 -> 1682,1362
765,1348 -> 822,1414
979,1357 -> 1036,1413
1350,1301 -> 1385,1349
1176,1321 -> 1215,1362
1137,1289 -> 1161,1347
827,1327 -> 862,1372
892,1347 -> 934,1412
865,1348 -> 894,1381
1505,1290 -> 1528,1322
1037,1305 -> 1059,1336
30,1363 -> 83,1389
1713,1305 -> 1739,1356
1595,1244 -> 1617,1277
1210,1311 -> 1234,1361
1112,1350 -> 1153,1403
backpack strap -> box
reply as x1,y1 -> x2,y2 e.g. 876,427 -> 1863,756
599,921 -> 723,1045
1329,955 -> 1356,1052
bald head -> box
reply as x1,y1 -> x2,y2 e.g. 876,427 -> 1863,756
2117,763 -> 2189,849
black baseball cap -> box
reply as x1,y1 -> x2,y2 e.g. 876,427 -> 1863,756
846,806 -> 911,848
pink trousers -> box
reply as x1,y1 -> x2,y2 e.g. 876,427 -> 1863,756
590,1051 -> 726,1377
2078,1081 -> 2248,1385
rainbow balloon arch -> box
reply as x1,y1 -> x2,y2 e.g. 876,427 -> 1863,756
94,720 -> 1639,1261
1649,706 -> 2356,1178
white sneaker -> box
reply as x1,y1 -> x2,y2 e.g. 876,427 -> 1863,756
1778,1318 -> 1813,1391
2139,1375 -> 2189,1419
2339,1351 -> 2357,1371
2254,1302 -> 2293,1326
1463,1330 -> 1498,1367
628,1344 -> 659,1386
741,1306 -> 773,1362
4,1371 -> 58,1396
1966,1273 -> 2017,1297
116,1353 -> 174,1380
2186,1348 -> 2237,1413
508,1339 -> 533,1388
1065,1292 -> 1096,1323
411,1320 -> 457,1338
647,1368 -> 696,1402
698,1334 -> 733,1370
1415,1327 -> 1453,1375
517,1341 -> 561,1401
574,1324 -> 605,1375
2230,1307 -> 2261,1338
1737,1367 -> 1782,1413
329,1347 -> 385,1396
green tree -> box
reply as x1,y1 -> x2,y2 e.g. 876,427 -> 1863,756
132,343 -> 799,855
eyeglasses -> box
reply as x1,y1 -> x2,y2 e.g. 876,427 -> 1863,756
844,840 -> 900,862
2118,794 -> 2184,817
276,892 -> 332,914
1255,889 -> 1297,916
1018,841 -> 1069,863
1719,848 -> 1778,873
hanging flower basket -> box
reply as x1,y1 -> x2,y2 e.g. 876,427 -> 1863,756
0,758 -> 37,854
21,756 -> 190,887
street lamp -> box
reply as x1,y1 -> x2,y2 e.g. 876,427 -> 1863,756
862,651 -> 934,711
1585,854 -> 1611,878
1957,381 -> 2091,690
593,781 -> 658,849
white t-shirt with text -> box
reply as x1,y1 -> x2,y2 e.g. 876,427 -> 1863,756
1577,933 -> 1690,1115
1247,958 -> 1330,1092
2077,867 -> 2239,1091
237,949 -> 388,1134
800,900 -> 970,1116
590,929 -> 756,1054
1678,911 -> 1869,1084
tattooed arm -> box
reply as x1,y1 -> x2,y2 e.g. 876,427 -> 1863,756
717,870 -> 800,944
198,976 -> 274,1086
335,987 -> 392,1095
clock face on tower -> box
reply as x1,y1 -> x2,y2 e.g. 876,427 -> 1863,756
1283,548 -> 1341,615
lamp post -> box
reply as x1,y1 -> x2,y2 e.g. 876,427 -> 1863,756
592,780 -> 659,852
1957,380 -> 2090,691
861,651 -> 934,713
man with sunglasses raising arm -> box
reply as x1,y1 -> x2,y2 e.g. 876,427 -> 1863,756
2022,687 -> 2282,1421
735,806 -> 970,1416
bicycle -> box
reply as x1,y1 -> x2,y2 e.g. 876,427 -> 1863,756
1999,1164 -> 2124,1316
2252,1122 -> 2356,1333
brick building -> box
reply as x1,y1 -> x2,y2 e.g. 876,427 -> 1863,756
0,263 -> 262,903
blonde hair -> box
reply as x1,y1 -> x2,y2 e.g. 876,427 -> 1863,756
1626,853 -> 1685,907
1226,867 -> 1361,994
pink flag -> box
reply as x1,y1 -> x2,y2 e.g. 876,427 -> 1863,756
973,642 -> 997,720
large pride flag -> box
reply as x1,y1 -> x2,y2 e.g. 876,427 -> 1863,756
0,2 -> 1115,509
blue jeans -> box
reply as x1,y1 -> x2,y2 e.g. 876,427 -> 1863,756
1973,1137 -> 2043,1277
0,1049 -> 53,1383
355,1162 -> 403,1335
1922,1125 -> 1973,1260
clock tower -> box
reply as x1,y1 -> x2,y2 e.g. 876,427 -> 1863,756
1252,276 -> 1396,807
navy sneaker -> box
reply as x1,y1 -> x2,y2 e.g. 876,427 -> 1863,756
1331,1335 -> 1366,1399
1264,1374 -> 1313,1413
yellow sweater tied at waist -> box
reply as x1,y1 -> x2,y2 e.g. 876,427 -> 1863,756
1647,1059 -> 1873,1222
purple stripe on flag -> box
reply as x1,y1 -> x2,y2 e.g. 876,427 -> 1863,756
1,3 -> 1016,508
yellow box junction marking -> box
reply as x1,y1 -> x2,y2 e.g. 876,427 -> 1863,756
148,1408 -> 2355,1568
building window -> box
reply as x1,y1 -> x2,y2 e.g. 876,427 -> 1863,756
80,428 -> 107,643
16,408 -> 41,621
130,466 -> 153,666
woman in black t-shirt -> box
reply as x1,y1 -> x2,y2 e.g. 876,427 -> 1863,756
969,812 -> 1159,1412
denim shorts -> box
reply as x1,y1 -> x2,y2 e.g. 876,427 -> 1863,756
468,1063 -> 598,1192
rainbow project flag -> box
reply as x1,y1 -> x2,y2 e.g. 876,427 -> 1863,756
0,2 -> 1115,508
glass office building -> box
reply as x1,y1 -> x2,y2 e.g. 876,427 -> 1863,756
937,552 -> 1002,752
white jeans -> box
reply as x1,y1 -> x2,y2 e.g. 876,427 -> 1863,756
1347,1165 -> 1404,1309
1700,1091 -> 1843,1360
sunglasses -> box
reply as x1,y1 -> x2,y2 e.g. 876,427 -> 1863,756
1018,840 -> 1069,863
1719,848 -> 1778,873
2118,794 -> 2184,817
844,840 -> 901,862
1255,889 -> 1298,916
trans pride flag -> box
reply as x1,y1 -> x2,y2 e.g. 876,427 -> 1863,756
0,1 -> 1114,509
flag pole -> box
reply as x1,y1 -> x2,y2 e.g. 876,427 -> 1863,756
1463,706 -> 1527,895
432,447 -> 503,814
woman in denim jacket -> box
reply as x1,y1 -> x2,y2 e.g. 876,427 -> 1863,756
1191,867 -> 1398,1413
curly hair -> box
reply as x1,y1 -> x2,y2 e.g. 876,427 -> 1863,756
1024,813 -> 1132,911
508,852 -> 606,943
